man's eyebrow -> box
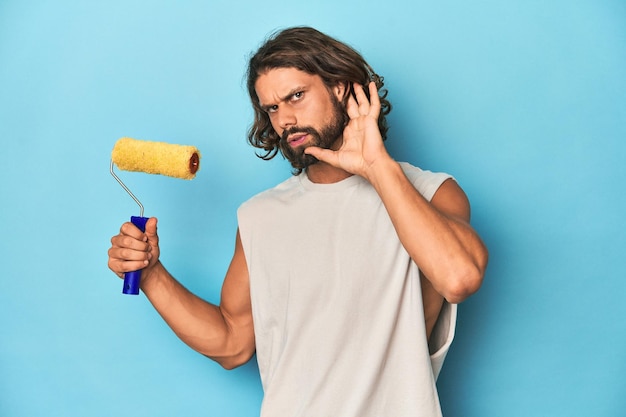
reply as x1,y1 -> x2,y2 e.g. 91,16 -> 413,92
259,86 -> 307,111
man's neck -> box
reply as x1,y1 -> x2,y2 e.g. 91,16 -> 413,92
305,161 -> 353,184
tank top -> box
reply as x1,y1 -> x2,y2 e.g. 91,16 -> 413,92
237,163 -> 457,417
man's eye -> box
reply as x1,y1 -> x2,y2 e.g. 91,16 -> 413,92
267,105 -> 278,114
292,91 -> 304,101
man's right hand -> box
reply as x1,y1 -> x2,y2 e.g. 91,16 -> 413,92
108,217 -> 160,285
107,221 -> 255,369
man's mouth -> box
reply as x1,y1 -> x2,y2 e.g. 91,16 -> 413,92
287,133 -> 308,147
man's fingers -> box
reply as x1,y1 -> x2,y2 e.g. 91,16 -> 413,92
346,91 -> 360,119
120,221 -> 147,241
348,82 -> 380,119
108,241 -> 150,266
108,258 -> 149,276
108,218 -> 160,279
352,83 -> 370,114
367,81 -> 381,116
111,233 -> 149,252
115,246 -> 151,262
114,217 -> 158,250
305,146 -> 339,167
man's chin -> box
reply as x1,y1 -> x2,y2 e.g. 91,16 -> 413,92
282,150 -> 319,172
292,153 -> 319,171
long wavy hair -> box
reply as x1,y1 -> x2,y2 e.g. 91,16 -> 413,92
246,26 -> 392,163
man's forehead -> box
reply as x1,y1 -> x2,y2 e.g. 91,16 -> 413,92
255,68 -> 321,103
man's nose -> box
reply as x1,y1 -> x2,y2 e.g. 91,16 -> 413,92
277,108 -> 296,131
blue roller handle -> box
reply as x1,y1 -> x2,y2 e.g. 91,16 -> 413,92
123,215 -> 150,295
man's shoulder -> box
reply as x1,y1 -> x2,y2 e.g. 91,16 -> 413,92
398,161 -> 445,181
239,174 -> 301,211
398,162 -> 454,202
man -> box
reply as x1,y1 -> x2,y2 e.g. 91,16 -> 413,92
108,26 -> 488,416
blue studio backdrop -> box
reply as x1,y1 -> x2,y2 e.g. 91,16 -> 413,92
1,1 -> 625,416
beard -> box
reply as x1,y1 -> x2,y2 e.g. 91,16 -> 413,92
278,95 -> 348,173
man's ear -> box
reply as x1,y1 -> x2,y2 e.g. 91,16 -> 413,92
332,81 -> 350,101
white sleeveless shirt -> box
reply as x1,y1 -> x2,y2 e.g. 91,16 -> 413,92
237,163 -> 457,417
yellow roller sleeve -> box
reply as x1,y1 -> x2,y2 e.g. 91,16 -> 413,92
111,137 -> 200,180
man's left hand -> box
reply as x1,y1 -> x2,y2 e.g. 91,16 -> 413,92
304,82 -> 390,181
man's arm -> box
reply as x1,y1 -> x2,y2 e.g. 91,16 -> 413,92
108,219 -> 255,369
420,177 -> 476,337
367,162 -> 487,303
306,82 -> 488,304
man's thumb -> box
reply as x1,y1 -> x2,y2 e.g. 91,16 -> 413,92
145,217 -> 158,237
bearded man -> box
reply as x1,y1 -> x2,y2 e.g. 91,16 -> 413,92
108,26 -> 488,417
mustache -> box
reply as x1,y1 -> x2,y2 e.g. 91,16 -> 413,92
280,126 -> 319,143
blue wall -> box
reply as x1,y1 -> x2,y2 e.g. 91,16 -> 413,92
1,1 -> 624,416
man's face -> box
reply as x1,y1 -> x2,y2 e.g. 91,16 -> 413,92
255,68 -> 347,171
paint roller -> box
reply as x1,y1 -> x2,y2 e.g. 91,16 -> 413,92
110,137 -> 201,295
